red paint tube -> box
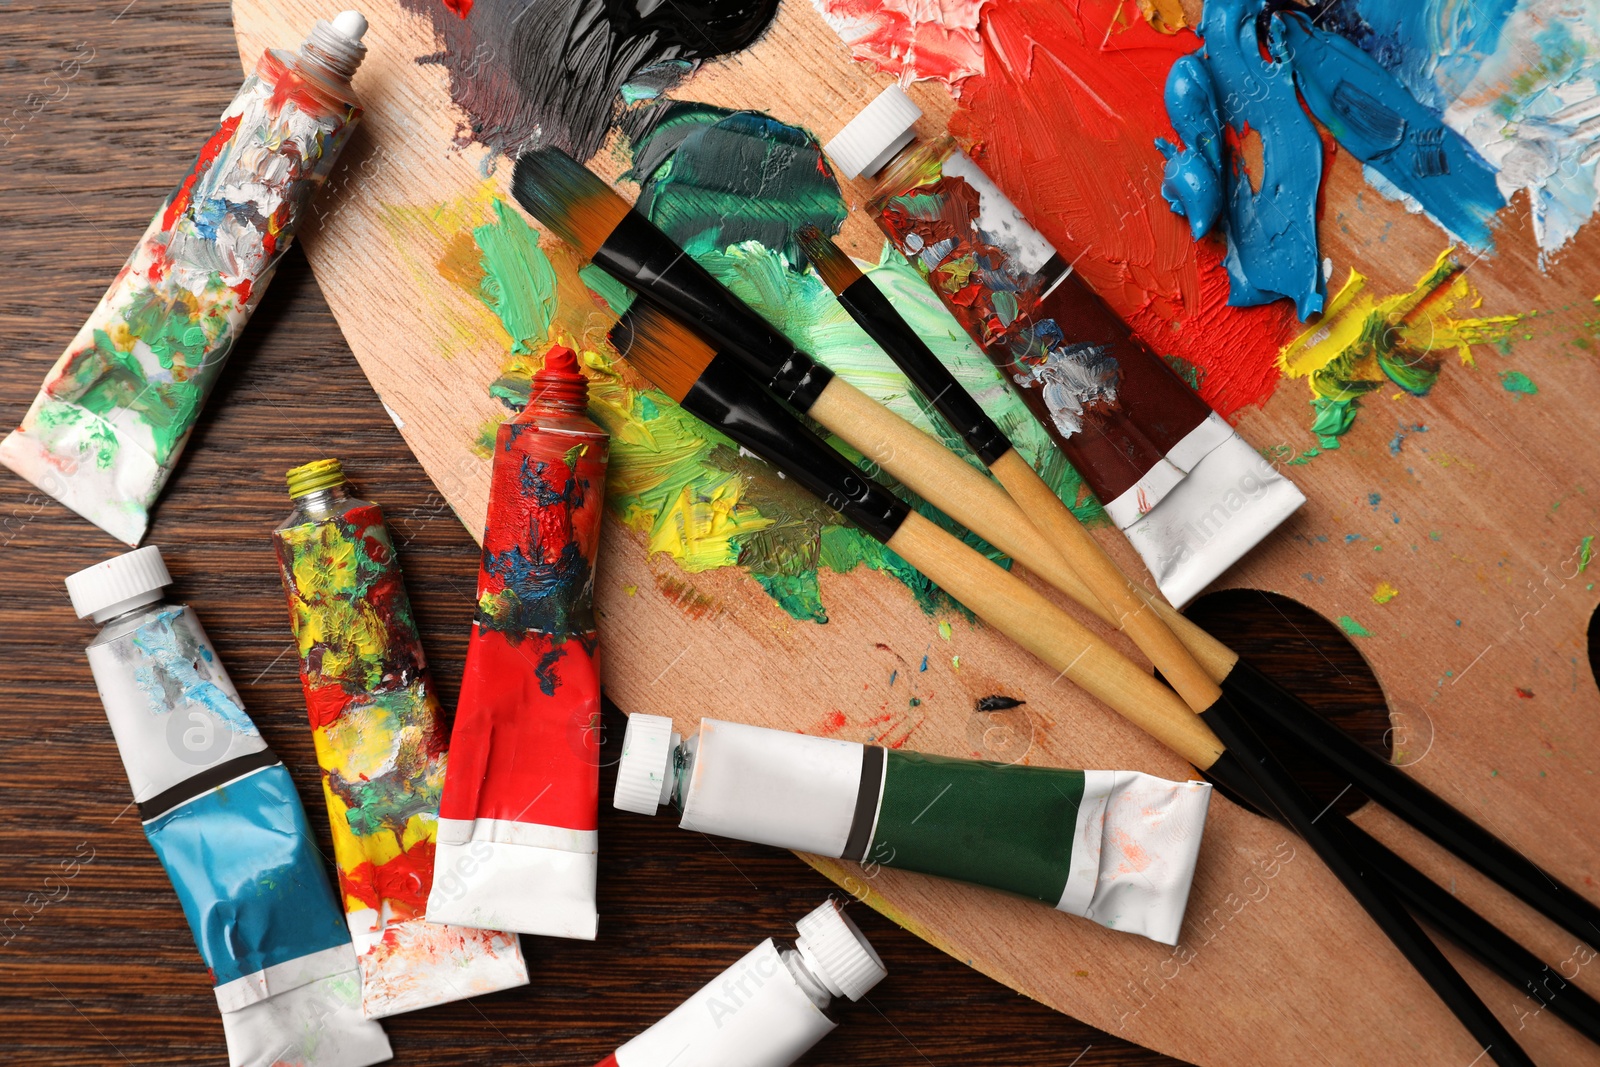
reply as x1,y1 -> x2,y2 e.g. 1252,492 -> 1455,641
427,346 -> 609,940
593,900 -> 885,1067
826,86 -> 1304,605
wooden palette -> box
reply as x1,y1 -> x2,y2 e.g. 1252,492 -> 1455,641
233,2 -> 1600,1063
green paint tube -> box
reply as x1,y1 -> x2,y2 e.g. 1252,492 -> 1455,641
614,714 -> 1212,945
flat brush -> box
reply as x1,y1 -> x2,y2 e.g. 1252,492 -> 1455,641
799,229 -> 1600,958
609,303 -> 1536,1066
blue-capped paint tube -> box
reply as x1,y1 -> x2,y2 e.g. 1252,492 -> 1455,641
67,546 -> 391,1067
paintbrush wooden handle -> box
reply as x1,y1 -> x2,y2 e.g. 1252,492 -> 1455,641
884,510 -> 1225,769
988,448 -> 1223,711
809,377 -> 1244,688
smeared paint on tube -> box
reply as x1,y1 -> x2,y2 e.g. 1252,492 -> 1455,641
594,900 -> 886,1067
615,715 -> 1212,946
400,0 -> 780,160
1279,249 -> 1528,447
66,546 -> 391,1067
272,459 -> 527,1018
0,18 -> 367,545
829,85 -> 1304,605
428,347 -> 608,940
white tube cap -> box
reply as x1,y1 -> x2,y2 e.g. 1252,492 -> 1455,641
330,10 -> 368,42
613,713 -> 679,816
824,84 -> 923,180
65,545 -> 171,623
795,899 -> 887,1001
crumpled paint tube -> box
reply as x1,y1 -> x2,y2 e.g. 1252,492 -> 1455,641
615,715 -> 1213,946
428,346 -> 609,939
826,86 -> 1304,607
0,13 -> 368,546
593,900 -> 886,1067
272,460 -> 528,1019
66,546 -> 392,1067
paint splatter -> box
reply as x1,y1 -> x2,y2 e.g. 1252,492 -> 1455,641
810,0 -> 989,94
1278,249 -> 1526,446
1162,0 -> 1505,318
131,610 -> 258,736
1338,614 -> 1374,638
1372,581 -> 1399,605
1579,535 -> 1594,573
1499,370 -> 1538,395
401,0 -> 781,160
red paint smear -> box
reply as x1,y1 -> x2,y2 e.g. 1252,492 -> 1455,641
444,0 -> 473,16
818,0 -> 987,90
814,709 -> 849,735
593,1055 -> 621,1067
304,680 -> 353,730
161,114 -> 241,232
947,0 -> 1295,415
342,838 -> 435,917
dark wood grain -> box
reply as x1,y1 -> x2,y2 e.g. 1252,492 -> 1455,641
0,3 -> 1381,1064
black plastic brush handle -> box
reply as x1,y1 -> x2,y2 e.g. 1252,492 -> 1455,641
1202,697 -> 1535,1067
1224,658 -> 1600,948
836,274 -> 1013,466
599,212 -> 835,409
1206,748 -> 1600,1046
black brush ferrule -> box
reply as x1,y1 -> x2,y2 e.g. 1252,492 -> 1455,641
838,274 -> 1012,466
683,353 -> 909,542
598,212 -> 834,409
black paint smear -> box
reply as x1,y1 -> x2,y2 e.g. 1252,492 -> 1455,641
404,0 -> 782,161
975,695 -> 1026,712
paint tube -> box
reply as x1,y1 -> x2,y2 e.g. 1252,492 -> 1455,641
427,346 -> 608,939
825,85 -> 1305,606
0,12 -> 369,547
593,899 -> 886,1067
272,460 -> 528,1019
616,714 -> 1212,946
66,546 -> 392,1067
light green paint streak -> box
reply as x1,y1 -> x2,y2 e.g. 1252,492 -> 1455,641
1338,614 -> 1374,638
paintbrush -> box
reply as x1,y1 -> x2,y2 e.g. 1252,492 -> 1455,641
510,147 -> 1218,720
609,303 -> 1540,1065
798,228 -> 1600,960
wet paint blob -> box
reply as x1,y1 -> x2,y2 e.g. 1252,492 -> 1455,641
402,0 -> 781,160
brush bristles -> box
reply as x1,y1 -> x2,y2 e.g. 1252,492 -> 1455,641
511,148 -> 631,257
608,303 -> 718,404
797,225 -> 864,294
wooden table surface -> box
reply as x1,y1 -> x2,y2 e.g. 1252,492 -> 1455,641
0,3 -> 1391,1064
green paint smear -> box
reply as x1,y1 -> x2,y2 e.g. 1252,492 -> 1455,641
1499,369 -> 1538,394
1338,614 -> 1373,638
1579,535 -> 1594,573
474,199 -> 556,354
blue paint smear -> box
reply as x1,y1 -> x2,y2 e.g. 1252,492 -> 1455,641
1318,0 -> 1518,111
1159,0 -> 1509,319
146,764 -> 350,987
1279,12 -> 1504,250
131,610 -> 257,737
1160,0 -> 1326,318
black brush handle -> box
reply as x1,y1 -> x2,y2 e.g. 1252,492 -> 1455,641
1224,659 -> 1600,947
1207,749 -> 1600,1046
836,275 -> 1012,465
599,212 -> 833,409
1202,698 -> 1535,1067
681,351 -> 908,542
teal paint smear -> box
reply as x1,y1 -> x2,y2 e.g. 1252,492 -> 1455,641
1318,0 -> 1517,112
628,102 -> 847,266
1499,370 -> 1538,394
625,104 -> 1105,621
1278,12 -> 1503,251
1338,614 -> 1374,638
578,264 -> 634,316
